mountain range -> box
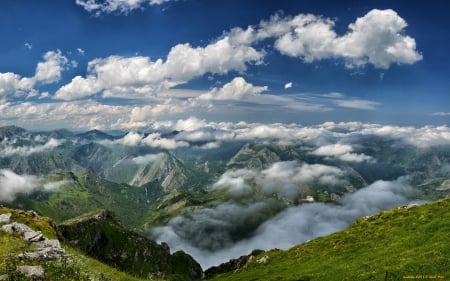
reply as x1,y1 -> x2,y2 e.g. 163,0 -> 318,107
1,125 -> 450,279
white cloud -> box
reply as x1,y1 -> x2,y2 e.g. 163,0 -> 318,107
312,143 -> 353,156
212,161 -> 346,197
0,138 -> 64,157
43,180 -> 71,191
142,133 -> 189,149
311,143 -> 373,163
199,77 -> 267,101
0,50 -> 70,100
77,48 -> 85,56
76,0 -> 177,15
256,9 -> 422,68
24,42 -> 32,50
173,117 -> 208,132
112,131 -> 189,149
55,38 -> 263,100
76,0 -> 146,15
0,169 -> 39,202
432,112 -> 450,116
334,99 -> 380,110
34,50 -> 70,84
284,82 -> 292,89
131,153 -> 164,165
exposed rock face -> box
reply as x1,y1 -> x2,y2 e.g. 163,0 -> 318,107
1,222 -> 66,260
57,210 -> 202,280
205,250 -> 264,279
227,144 -> 280,169
129,152 -> 187,190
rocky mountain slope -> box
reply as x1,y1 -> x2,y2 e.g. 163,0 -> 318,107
0,206 -> 202,281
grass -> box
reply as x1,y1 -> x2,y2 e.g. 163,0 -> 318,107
0,206 -> 162,281
210,199 -> 450,281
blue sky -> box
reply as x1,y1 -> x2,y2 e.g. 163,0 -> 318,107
0,0 -> 448,130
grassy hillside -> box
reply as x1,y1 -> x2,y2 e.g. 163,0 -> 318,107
0,206 -> 156,281
209,199 -> 450,281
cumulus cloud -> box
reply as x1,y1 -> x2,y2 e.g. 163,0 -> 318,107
152,177 -> 417,269
284,82 -> 292,89
34,50 -> 70,84
0,169 -> 39,202
198,77 -> 268,100
55,38 -> 262,100
311,143 -> 373,163
253,9 -> 422,68
0,138 -> 64,157
173,117 -> 208,132
0,50 -> 70,100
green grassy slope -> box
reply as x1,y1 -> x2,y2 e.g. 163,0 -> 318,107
0,207 -> 156,281
210,199 -> 450,281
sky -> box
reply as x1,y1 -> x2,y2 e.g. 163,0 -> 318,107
0,0 -> 449,130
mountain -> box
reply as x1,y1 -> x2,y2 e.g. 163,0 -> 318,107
57,210 -> 202,280
0,125 -> 27,140
76,129 -> 116,141
10,169 -> 153,228
129,151 -> 187,190
207,199 -> 450,280
1,151 -> 78,175
0,206 -> 201,281
72,142 -> 123,174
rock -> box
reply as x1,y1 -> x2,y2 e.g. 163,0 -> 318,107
205,250 -> 265,279
0,213 -> 11,224
27,210 -> 38,217
257,255 -> 269,264
24,231 -> 44,242
17,265 -> 44,278
1,222 -> 33,235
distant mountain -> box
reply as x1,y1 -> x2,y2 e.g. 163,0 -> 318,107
76,129 -> 116,141
1,151 -> 79,175
71,142 -> 123,174
35,128 -> 75,139
0,125 -> 27,140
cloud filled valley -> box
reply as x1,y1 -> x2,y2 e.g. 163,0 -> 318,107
152,177 -> 419,269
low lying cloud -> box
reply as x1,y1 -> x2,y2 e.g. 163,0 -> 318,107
311,143 -> 373,163
131,153 -> 164,165
213,161 -> 347,198
0,138 -> 64,157
0,169 -> 39,202
152,177 -> 417,269
113,132 -> 189,149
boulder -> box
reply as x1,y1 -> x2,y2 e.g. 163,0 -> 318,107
0,213 -> 11,224
17,265 -> 44,278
